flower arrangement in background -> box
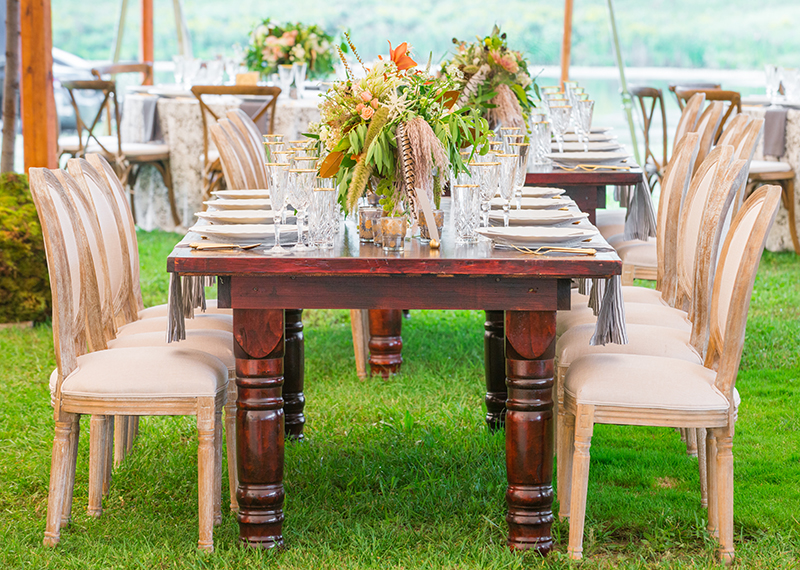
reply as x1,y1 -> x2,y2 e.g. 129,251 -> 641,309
443,25 -> 538,129
245,19 -> 339,79
308,38 -> 492,219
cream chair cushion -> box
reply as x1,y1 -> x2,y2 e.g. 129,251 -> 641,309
117,314 -> 233,336
60,346 -> 227,399
595,209 -> 626,228
557,323 -> 701,369
108,329 -> 234,371
617,241 -> 657,267
748,160 -> 792,174
607,234 -> 655,251
564,354 -> 728,412
571,286 -> 667,309
139,300 -> 232,319
557,302 -> 691,336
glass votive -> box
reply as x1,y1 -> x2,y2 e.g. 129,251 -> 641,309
418,209 -> 444,243
452,184 -> 481,243
309,183 -> 337,249
358,207 -> 383,243
380,216 -> 407,252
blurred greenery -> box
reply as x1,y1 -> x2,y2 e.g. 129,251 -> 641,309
51,0 -> 800,70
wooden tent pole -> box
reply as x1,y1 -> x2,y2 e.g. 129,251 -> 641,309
112,0 -> 129,63
141,0 -> 153,84
560,0 -> 573,86
20,0 -> 57,170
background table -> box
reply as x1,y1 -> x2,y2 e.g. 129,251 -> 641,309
121,91 -> 322,232
168,219 -> 620,553
525,167 -> 644,225
742,105 -> 799,252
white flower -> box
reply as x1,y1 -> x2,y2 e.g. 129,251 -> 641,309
385,88 -> 409,121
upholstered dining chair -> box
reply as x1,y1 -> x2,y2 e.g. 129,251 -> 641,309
58,80 -> 179,226
558,185 -> 781,563
31,168 -> 229,552
66,158 -> 241,511
191,85 -> 280,200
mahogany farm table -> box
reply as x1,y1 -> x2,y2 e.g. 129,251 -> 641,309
167,224 -> 621,554
525,167 -> 644,225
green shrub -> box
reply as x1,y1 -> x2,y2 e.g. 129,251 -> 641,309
0,173 -> 51,323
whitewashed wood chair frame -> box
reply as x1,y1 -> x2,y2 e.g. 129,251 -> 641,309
31,168 -> 229,551
225,109 -> 270,189
672,92 -> 705,154
691,101 -> 725,173
558,185 -> 782,563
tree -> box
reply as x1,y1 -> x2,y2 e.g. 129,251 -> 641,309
2,0 -> 19,173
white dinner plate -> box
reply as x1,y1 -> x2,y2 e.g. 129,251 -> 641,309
520,187 -> 565,198
547,151 -> 631,166
126,85 -> 154,94
551,141 -> 621,152
193,224 -> 296,243
488,209 -> 589,226
196,209 -> 274,224
204,199 -> 272,210
212,189 -> 271,200
477,226 -> 598,246
490,196 -> 573,210
149,85 -> 193,98
562,133 -> 616,142
565,126 -> 612,134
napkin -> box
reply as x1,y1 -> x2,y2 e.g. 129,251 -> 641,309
240,101 -> 270,134
764,106 -> 788,157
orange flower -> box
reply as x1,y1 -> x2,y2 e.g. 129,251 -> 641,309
388,41 -> 416,71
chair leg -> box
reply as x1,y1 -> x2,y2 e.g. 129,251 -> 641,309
350,309 -> 370,379
153,159 -> 181,228
114,416 -> 128,467
88,415 -> 109,518
44,413 -> 77,547
103,418 -> 114,496
697,427 -> 708,508
224,379 -> 239,512
197,397 -> 216,552
214,410 -> 223,526
567,405 -> 595,560
621,263 -> 635,286
125,416 -> 136,454
706,430 -> 719,537
61,415 -> 80,528
781,179 -> 799,254
715,431 -> 735,565
686,426 -> 698,456
558,407 -> 575,520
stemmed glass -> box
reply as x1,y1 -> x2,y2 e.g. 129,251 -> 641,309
529,120 -> 552,172
495,152 -> 517,227
469,161 -> 500,231
507,141 -> 530,210
549,105 -> 572,153
573,100 -> 595,152
287,168 -> 316,252
278,65 -> 294,97
265,161 -> 290,255
292,62 -> 308,99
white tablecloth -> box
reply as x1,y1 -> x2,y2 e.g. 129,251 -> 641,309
742,106 -> 799,252
121,91 -> 323,231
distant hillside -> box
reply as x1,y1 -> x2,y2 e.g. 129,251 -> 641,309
51,0 -> 800,70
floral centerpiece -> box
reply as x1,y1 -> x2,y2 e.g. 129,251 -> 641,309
443,26 -> 537,129
308,38 -> 492,222
245,19 -> 338,79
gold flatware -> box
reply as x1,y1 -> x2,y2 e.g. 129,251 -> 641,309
556,164 -> 632,172
510,244 -> 597,256
190,242 -> 261,251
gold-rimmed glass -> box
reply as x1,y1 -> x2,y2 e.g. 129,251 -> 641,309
264,161 -> 290,255
287,167 -> 317,251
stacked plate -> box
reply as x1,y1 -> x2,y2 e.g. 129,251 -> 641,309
551,141 -> 621,152
547,151 -> 631,167
488,209 -> 588,227
521,187 -> 565,198
477,226 -> 598,247
195,188 -> 295,244
490,196 -> 574,210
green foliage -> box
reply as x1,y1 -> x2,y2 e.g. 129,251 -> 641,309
0,173 -> 51,323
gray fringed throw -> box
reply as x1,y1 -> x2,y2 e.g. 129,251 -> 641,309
577,278 -> 590,296
166,273 -> 186,342
590,275 -> 628,346
587,278 -> 605,316
623,175 -> 658,241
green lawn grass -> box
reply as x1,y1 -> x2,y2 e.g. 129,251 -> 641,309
0,230 -> 798,569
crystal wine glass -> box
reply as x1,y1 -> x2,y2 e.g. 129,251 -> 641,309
549,105 -> 572,153
265,161 -> 290,255
507,141 -> 530,210
495,152 -> 517,227
574,100 -> 595,152
469,161 -> 500,231
287,168 -> 315,252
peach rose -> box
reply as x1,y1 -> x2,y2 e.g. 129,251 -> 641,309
360,106 -> 375,120
360,90 -> 373,102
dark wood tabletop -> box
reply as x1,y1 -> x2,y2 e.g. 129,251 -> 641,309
167,217 -> 621,555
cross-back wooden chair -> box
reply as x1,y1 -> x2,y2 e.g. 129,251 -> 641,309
631,86 -> 667,188
669,82 -> 721,109
59,79 -> 179,226
30,168 -> 230,551
191,85 -> 280,200
91,62 -> 153,84
675,88 -> 741,144
559,185 -> 781,563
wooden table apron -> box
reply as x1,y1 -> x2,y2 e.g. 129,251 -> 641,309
525,168 -> 643,225
168,246 -> 620,554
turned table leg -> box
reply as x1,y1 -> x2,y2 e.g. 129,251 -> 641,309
484,310 -> 507,431
234,308 -> 285,549
368,309 -> 403,377
284,309 -> 305,440
504,310 -> 555,554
